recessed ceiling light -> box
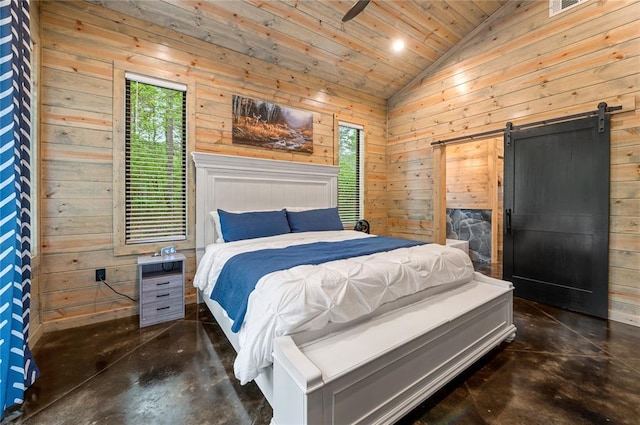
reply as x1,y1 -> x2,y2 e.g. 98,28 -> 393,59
392,39 -> 405,52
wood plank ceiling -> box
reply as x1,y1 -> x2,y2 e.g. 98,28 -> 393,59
88,0 -> 508,100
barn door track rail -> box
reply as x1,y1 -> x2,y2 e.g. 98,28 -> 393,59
431,102 -> 622,147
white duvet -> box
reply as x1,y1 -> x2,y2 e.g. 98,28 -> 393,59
194,230 -> 474,384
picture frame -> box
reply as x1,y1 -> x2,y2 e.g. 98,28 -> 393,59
232,95 -> 313,153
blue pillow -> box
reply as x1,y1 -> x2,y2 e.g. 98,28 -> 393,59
218,209 -> 291,242
286,207 -> 344,232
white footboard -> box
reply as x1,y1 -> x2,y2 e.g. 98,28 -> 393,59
272,273 -> 516,425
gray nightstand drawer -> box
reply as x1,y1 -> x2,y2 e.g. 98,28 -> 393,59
141,273 -> 183,294
141,297 -> 184,326
141,284 -> 182,304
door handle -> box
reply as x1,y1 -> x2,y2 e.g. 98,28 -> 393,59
506,209 -> 512,234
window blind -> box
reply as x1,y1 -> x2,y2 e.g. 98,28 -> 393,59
338,123 -> 363,226
125,77 -> 187,244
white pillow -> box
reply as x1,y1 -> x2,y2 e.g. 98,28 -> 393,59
209,210 -> 224,243
284,206 -> 325,212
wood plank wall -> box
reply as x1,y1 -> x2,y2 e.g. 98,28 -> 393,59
387,0 -> 640,325
445,137 -> 503,268
37,0 -> 387,331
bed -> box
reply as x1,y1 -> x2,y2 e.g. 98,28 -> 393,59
192,152 -> 516,425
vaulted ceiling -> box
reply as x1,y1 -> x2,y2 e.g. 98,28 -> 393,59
89,0 -> 510,100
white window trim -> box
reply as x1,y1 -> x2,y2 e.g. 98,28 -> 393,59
124,72 -> 187,92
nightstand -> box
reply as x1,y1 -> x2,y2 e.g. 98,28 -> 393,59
138,253 -> 186,327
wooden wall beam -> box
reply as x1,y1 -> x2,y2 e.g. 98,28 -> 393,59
432,144 -> 447,245
488,138 -> 499,265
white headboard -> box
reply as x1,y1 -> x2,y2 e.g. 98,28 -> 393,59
192,152 -> 339,261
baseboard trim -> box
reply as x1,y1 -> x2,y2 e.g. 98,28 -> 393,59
29,321 -> 43,349
42,293 -> 198,333
609,310 -> 639,328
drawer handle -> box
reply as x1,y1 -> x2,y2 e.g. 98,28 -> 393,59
157,306 -> 170,311
156,281 -> 171,286
156,293 -> 170,298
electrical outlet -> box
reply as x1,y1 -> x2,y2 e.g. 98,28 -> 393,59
95,268 -> 106,282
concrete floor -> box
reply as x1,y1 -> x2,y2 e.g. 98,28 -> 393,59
8,297 -> 640,425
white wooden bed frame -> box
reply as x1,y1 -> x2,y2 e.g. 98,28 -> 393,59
192,152 -> 516,425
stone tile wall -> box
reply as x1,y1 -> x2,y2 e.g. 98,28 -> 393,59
446,209 -> 492,264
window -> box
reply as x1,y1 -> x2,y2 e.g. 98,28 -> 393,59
124,73 -> 187,244
337,122 -> 364,226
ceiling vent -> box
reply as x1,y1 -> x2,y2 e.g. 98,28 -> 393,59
549,0 -> 588,17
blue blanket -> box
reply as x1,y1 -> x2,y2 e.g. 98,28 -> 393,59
211,236 -> 426,332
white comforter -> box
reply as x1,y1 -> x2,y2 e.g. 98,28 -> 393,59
194,231 -> 474,384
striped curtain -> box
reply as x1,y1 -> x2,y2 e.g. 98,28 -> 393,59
0,0 -> 39,418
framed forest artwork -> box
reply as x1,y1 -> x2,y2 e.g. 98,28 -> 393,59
232,95 -> 313,153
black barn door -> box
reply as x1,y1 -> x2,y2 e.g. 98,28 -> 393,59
503,116 -> 609,318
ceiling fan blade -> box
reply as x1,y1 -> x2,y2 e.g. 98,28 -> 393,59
342,0 -> 371,22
